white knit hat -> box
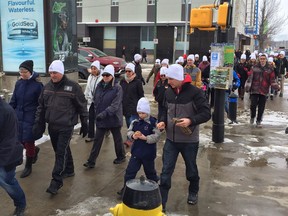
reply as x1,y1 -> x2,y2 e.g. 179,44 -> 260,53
161,58 -> 169,65
102,65 -> 115,77
187,54 -> 195,61
195,54 -> 199,58
240,54 -> 246,60
250,53 -> 256,60
155,59 -> 161,64
91,60 -> 100,70
134,54 -> 142,62
178,56 -> 184,63
166,64 -> 184,81
125,63 -> 135,73
49,60 -> 64,74
280,51 -> 285,56
202,55 -> 208,61
160,67 -> 167,75
274,53 -> 279,57
268,57 -> 273,63
137,97 -> 150,114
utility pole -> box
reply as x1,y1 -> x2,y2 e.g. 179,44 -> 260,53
183,0 -> 189,55
153,0 -> 158,62
212,0 -> 231,143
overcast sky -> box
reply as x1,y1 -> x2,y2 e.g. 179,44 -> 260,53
273,0 -> 288,41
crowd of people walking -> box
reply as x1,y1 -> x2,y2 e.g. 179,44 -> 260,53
1,47 -> 288,215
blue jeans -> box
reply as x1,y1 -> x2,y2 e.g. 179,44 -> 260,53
0,167 -> 26,208
159,139 -> 199,206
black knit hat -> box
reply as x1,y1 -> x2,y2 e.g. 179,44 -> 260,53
19,60 -> 34,73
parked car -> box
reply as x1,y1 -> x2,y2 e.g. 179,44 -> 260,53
78,54 -> 92,79
78,46 -> 126,77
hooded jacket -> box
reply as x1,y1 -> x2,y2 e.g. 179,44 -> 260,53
9,72 -> 43,142
160,76 -> 211,143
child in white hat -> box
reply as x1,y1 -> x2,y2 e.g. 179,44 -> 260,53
117,97 -> 162,196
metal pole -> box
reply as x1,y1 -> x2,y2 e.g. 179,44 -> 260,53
212,0 -> 231,143
183,0 -> 189,55
153,0 -> 158,62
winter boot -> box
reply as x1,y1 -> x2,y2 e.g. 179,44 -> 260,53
32,146 -> 40,164
20,156 -> 33,178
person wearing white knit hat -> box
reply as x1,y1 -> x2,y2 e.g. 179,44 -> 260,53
125,62 -> 135,73
235,53 -> 248,100
146,59 -> 161,84
166,64 -> 184,82
48,60 -> 65,83
161,58 -> 169,67
84,60 -> 103,142
250,53 -> 256,60
184,54 -> 202,88
177,56 -> 184,66
84,64 -> 126,168
240,54 -> 246,60
120,60 -> 144,147
245,53 -> 279,127
277,50 -> 288,97
37,60 -> 88,195
157,63 -> 211,210
133,53 -> 145,85
153,67 -> 169,119
194,54 -> 200,67
117,97 -> 162,196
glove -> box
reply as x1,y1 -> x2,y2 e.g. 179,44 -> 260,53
32,122 -> 46,140
146,78 -> 149,83
96,113 -> 105,121
79,122 -> 88,138
142,78 -> 146,85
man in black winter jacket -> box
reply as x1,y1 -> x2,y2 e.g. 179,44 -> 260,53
33,60 -> 88,195
0,97 -> 26,216
276,51 -> 288,97
157,64 -> 211,212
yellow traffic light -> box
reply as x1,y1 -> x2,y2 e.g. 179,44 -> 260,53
217,2 -> 229,27
190,8 -> 213,28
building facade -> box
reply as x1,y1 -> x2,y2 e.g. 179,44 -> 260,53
77,0 -> 254,62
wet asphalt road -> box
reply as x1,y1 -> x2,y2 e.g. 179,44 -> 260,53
1,64 -> 288,216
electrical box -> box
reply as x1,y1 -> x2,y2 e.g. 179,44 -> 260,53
190,8 -> 213,28
217,2 -> 229,27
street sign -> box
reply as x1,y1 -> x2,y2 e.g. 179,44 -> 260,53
83,37 -> 91,42
245,26 -> 256,35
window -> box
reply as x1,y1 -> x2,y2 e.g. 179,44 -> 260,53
148,0 -> 155,5
141,27 -> 154,41
111,0 -> 119,6
176,26 -> 189,42
77,0 -> 82,7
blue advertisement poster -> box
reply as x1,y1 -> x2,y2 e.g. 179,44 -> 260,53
0,0 -> 46,74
